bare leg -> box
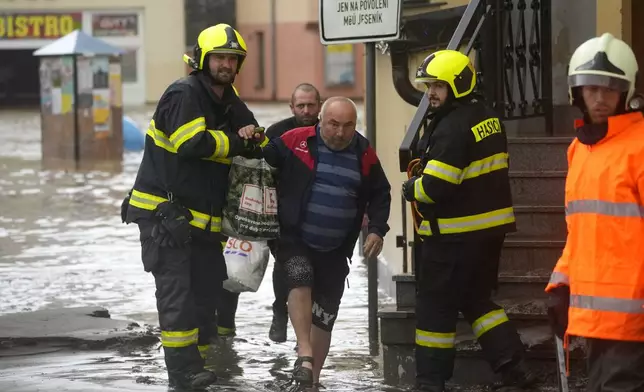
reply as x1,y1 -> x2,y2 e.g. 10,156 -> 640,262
288,287 -> 313,371
310,325 -> 332,383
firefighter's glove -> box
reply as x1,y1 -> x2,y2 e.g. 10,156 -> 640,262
151,224 -> 177,248
120,191 -> 131,224
152,201 -> 193,247
546,285 -> 570,339
402,177 -> 419,202
240,140 -> 263,159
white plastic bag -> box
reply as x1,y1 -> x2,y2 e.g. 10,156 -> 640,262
222,237 -> 270,293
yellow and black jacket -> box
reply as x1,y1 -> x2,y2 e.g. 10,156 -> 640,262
125,72 -> 262,241
413,99 -> 516,239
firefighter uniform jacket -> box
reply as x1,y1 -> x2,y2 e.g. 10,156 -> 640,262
125,72 -> 261,240
546,112 -> 644,342
413,99 -> 516,239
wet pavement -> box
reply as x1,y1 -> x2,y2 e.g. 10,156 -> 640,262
0,104 -> 402,391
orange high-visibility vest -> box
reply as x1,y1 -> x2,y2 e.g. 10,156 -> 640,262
546,112 -> 644,342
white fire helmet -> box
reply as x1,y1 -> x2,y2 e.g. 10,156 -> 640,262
568,33 -> 639,110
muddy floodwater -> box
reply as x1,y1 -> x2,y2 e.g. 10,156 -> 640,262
0,104 -> 409,391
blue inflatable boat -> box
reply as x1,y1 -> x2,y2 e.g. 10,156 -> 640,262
123,116 -> 145,151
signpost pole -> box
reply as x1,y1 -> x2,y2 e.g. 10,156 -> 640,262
365,41 -> 379,351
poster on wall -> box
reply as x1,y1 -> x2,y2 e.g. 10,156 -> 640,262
60,56 -> 75,114
92,56 -> 111,136
76,56 -> 93,109
109,59 -> 123,108
39,59 -> 53,115
50,58 -> 63,115
324,44 -> 355,87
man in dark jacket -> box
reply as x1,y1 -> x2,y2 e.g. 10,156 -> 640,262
266,83 -> 321,138
402,50 -> 534,392
121,24 -> 264,390
261,97 -> 391,389
266,83 -> 321,344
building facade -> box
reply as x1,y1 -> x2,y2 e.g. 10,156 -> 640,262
234,0 -> 364,101
373,0 -> 644,297
0,0 -> 185,106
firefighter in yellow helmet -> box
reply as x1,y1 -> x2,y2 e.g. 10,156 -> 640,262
120,24 -> 267,390
401,50 -> 535,391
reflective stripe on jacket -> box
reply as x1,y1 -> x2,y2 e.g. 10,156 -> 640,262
415,100 -> 516,239
125,73 -> 263,240
545,112 -> 644,342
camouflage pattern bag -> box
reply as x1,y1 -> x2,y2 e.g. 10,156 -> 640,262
221,156 -> 280,241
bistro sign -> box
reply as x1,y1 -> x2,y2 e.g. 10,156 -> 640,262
0,13 -> 82,39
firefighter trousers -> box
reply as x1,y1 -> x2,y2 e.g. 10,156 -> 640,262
415,235 -> 524,386
586,338 -> 644,392
139,223 -> 227,376
215,287 -> 239,335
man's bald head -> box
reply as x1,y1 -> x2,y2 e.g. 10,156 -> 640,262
319,96 -> 358,151
320,96 -> 358,122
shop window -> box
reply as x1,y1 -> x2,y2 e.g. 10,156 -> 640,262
121,50 -> 138,83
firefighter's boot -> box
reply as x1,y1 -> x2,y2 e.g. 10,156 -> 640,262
165,346 -> 217,390
168,369 -> 218,391
269,312 -> 288,343
494,358 -> 538,391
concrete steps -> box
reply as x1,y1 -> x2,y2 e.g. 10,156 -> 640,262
507,137 -> 571,172
513,206 -> 566,238
501,238 -> 565,276
510,171 -> 566,205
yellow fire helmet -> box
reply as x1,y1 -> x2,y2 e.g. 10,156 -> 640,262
415,50 -> 476,99
184,24 -> 247,73
568,33 -> 638,110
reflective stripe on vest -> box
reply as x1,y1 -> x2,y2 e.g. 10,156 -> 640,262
566,199 -> 644,218
570,294 -> 644,314
417,206 -> 515,236
128,189 -> 222,232
549,271 -> 570,286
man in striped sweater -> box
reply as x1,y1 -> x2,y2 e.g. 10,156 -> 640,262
261,97 -> 391,390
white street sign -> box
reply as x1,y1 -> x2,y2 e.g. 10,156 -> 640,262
319,0 -> 402,45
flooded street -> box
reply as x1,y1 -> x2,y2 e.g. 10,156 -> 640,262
0,104 -> 399,391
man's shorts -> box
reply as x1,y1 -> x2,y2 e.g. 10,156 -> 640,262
276,241 -> 350,332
